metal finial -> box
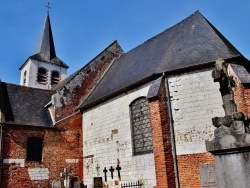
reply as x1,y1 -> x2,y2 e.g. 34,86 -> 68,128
45,2 -> 52,14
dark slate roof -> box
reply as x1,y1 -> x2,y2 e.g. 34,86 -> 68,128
20,14 -> 68,70
229,63 -> 250,83
0,82 -> 54,127
79,11 -> 247,110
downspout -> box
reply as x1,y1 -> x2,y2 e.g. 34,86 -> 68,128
0,123 -> 4,187
164,73 -> 180,188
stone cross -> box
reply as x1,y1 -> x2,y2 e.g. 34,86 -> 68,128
206,169 -> 211,180
60,168 -> 73,188
116,165 -> 121,179
96,164 -> 100,175
103,167 -> 108,182
109,166 -> 114,179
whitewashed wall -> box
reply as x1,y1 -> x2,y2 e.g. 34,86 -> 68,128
82,67 -> 225,187
168,68 -> 225,155
82,83 -> 156,188
20,59 -> 67,89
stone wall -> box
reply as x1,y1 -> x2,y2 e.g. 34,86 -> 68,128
168,68 -> 224,187
82,83 -> 157,187
20,59 -> 67,89
168,68 -> 225,155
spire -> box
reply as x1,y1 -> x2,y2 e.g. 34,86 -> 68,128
35,14 -> 56,61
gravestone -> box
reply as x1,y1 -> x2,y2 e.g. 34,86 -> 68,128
71,177 -> 81,188
199,164 -> 217,188
94,177 -> 103,188
52,180 -> 61,188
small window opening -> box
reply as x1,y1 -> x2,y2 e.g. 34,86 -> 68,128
37,68 -> 47,84
51,71 -> 60,86
27,137 -> 43,162
23,71 -> 27,85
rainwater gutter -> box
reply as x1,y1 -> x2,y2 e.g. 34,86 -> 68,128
164,73 -> 180,188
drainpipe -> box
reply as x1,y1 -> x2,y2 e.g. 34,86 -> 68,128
164,73 -> 180,188
0,123 -> 4,187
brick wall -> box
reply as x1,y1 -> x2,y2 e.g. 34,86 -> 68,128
148,80 -> 176,188
233,83 -> 250,116
54,41 -> 123,121
177,152 -> 214,188
2,113 -> 82,188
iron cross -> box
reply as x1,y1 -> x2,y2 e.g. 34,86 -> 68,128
109,166 -> 114,179
116,165 -> 121,179
45,2 -> 52,13
103,167 -> 108,182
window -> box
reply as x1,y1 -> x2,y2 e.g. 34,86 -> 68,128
130,97 -> 153,155
26,137 -> 43,162
37,67 -> 47,84
51,71 -> 60,86
23,71 -> 27,85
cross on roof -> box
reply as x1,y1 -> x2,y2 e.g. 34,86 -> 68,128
45,2 -> 52,14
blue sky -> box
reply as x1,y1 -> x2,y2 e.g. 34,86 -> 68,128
0,0 -> 250,84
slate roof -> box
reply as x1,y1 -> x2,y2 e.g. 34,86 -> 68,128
229,63 -> 250,84
19,14 -> 68,70
79,11 -> 248,110
0,82 -> 54,127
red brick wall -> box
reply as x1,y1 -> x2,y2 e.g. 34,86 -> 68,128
177,152 -> 214,188
2,113 -> 82,188
149,81 -> 176,188
233,83 -> 250,116
55,43 -> 123,121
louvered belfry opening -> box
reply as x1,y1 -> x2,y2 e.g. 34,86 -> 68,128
51,71 -> 60,86
37,67 -> 47,84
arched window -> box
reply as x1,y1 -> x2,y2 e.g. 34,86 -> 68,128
130,97 -> 153,155
51,71 -> 60,86
27,137 -> 43,162
23,71 -> 27,85
37,67 -> 47,84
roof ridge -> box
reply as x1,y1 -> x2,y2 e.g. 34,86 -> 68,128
2,82 -> 54,93
52,40 -> 123,91
119,11 -> 201,57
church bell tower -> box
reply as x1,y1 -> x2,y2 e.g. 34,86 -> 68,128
19,12 -> 68,89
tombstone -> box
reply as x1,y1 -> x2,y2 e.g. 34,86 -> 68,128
199,164 -> 217,188
71,177 -> 81,188
60,168 -> 73,188
52,180 -> 61,188
93,177 -> 103,188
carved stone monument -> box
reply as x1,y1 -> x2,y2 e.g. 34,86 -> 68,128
206,59 -> 250,188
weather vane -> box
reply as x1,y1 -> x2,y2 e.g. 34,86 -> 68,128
45,2 -> 51,14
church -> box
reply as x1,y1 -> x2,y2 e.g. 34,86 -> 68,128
0,10 -> 250,188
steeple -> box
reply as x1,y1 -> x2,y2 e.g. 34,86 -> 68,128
19,12 -> 68,89
35,14 -> 56,61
